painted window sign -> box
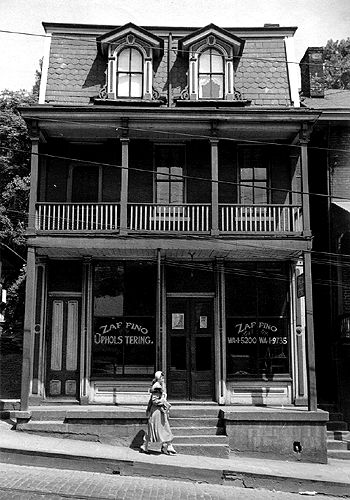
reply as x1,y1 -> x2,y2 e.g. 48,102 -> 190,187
91,317 -> 155,376
227,320 -> 288,346
172,313 -> 184,329
226,317 -> 289,376
200,316 -> 208,329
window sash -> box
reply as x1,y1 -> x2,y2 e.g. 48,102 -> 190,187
198,48 -> 224,99
116,48 -> 143,98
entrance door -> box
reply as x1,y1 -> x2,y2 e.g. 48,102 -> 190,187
46,296 -> 81,399
167,298 -> 214,400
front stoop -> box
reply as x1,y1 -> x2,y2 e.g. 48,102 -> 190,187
14,406 -> 229,459
322,405 -> 350,460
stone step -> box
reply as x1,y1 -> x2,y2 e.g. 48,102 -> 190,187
327,430 -> 350,440
327,449 -> 350,460
173,435 -> 229,445
169,417 -> 222,428
328,412 -> 345,422
172,426 -> 225,436
327,439 -> 349,451
327,420 -> 348,431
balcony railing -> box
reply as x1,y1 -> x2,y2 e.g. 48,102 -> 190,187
220,205 -> 303,232
35,203 -> 302,233
129,204 -> 210,232
36,203 -> 119,231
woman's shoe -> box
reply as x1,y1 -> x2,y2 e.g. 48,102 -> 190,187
140,445 -> 150,454
161,445 -> 170,455
167,445 -> 177,455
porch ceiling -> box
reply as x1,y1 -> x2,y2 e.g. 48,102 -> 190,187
30,235 -> 311,261
20,106 -> 321,144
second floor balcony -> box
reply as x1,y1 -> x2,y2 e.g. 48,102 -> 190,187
35,202 -> 303,234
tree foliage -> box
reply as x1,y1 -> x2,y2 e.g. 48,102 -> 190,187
324,38 -> 350,90
0,69 -> 40,340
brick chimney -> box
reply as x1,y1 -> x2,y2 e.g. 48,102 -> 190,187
300,47 -> 325,97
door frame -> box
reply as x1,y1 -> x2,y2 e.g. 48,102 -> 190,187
165,292 -> 217,401
45,291 -> 82,401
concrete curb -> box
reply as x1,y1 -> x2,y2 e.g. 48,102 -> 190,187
1,444 -> 350,497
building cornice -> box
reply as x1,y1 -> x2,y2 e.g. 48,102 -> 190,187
42,22 -> 297,39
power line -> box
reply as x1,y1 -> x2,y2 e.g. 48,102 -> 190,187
2,140 -> 350,202
0,28 -> 345,70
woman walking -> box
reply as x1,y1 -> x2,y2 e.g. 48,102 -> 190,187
140,371 -> 177,455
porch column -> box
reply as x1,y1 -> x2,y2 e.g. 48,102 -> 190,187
292,260 -> 308,406
27,121 -> 39,235
31,259 -> 48,404
215,259 -> 226,404
80,257 -> 92,405
120,138 -> 129,236
300,129 -> 311,234
210,139 -> 219,235
304,251 -> 317,411
20,247 -> 36,411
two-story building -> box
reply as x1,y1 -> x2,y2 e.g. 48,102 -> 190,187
300,48 -> 350,445
18,21 -> 329,461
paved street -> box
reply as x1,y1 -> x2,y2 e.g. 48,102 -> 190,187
0,462 -> 339,500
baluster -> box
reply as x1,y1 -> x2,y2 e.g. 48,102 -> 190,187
39,206 -> 43,230
130,205 -> 134,230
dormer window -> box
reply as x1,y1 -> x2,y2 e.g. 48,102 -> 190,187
116,47 -> 143,98
198,48 -> 224,99
179,24 -> 245,102
97,23 -> 163,101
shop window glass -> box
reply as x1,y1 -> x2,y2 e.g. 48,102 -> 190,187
92,262 -> 156,377
226,262 -> 289,377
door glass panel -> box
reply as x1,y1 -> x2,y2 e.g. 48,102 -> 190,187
195,337 -> 212,370
170,336 -> 186,370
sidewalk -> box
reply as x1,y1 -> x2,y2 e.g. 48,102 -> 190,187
1,420 -> 350,497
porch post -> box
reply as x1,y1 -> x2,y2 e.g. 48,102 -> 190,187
27,121 -> 39,235
300,128 -> 311,234
31,259 -> 48,403
210,139 -> 219,235
120,137 -> 129,236
304,251 -> 317,411
215,259 -> 226,404
292,260 -> 308,406
80,257 -> 92,405
20,247 -> 36,411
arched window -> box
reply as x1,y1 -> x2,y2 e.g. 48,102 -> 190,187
116,47 -> 143,98
198,48 -> 224,99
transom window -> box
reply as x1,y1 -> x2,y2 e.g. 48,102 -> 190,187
116,47 -> 143,98
198,48 -> 224,99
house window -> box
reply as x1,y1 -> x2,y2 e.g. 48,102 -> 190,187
239,148 -> 268,204
198,48 -> 224,99
116,47 -> 143,98
155,146 -> 185,204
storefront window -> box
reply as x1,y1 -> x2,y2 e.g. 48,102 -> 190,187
92,262 -> 156,377
226,263 -> 290,377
